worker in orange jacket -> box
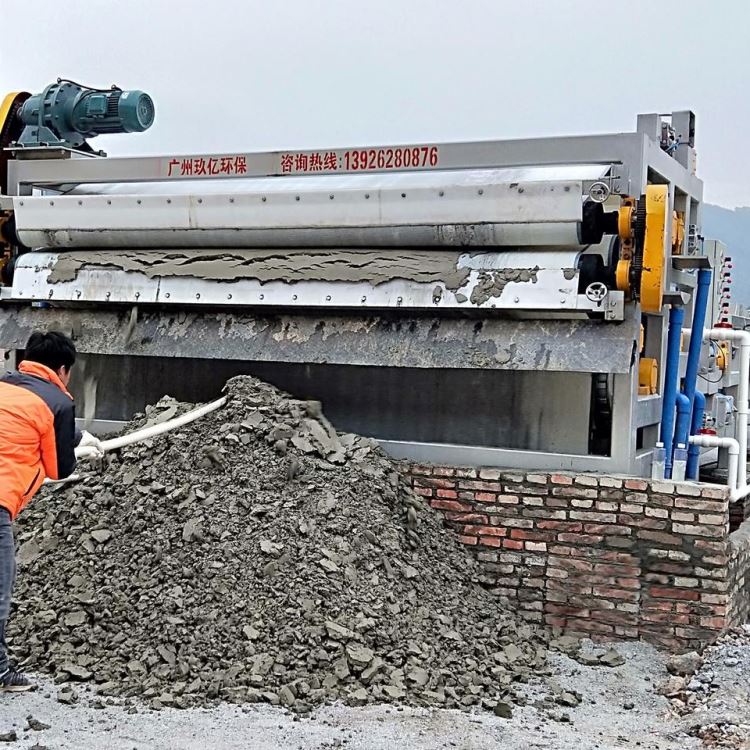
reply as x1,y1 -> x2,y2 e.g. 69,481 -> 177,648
0,331 -> 103,691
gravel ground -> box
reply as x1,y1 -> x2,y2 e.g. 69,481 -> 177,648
0,641 -> 701,750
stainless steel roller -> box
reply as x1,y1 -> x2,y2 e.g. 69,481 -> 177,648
13,166 -> 610,250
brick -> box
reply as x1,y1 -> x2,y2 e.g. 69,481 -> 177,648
649,586 -> 701,601
595,501 -> 619,512
693,539 -> 727,552
599,477 -> 623,489
673,576 -> 700,588
432,466 -> 456,477
698,513 -> 727,526
599,489 -> 626,502
575,475 -> 599,487
436,488 -> 458,499
526,474 -> 548,485
413,486 -> 433,498
454,467 -> 478,479
430,499 -> 473,512
624,479 -> 648,490
444,512 -> 488,523
625,492 -> 649,504
584,524 -> 632,536
525,542 -> 547,552
671,511 -> 696,523
627,517 -> 668,531
645,507 -> 669,519
546,604 -> 590,617
510,529 -> 554,542
476,551 -> 499,562
603,536 -> 634,552
651,480 -> 675,494
591,609 -> 638,626
592,586 -> 638,602
569,510 -> 617,523
520,495 -> 545,507
478,536 -> 502,548
502,472 -> 526,484
636,529 -> 683,546
522,508 -> 567,520
424,477 -> 457,489
650,494 -> 675,509
460,480 -> 503,492
553,487 -> 598,500
620,503 -> 644,514
667,550 -> 691,562
409,465 -> 431,476
547,567 -> 568,579
473,492 -> 497,503
564,618 -> 614,634
615,577 -> 640,590
675,497 -> 726,511
465,525 -> 506,537
457,534 -> 477,545
547,545 -> 575,556
570,499 -> 594,509
699,616 -> 726,629
593,563 -> 640,576
700,593 -> 727,605
550,474 -> 573,485
537,521 -> 582,532
672,523 -> 725,538
557,533 -> 604,545
509,484 -> 547,496
503,518 -> 534,529
494,495 -> 520,505
502,539 -> 524,550
479,468 -> 502,481
702,486 -> 729,499
549,556 -> 594,572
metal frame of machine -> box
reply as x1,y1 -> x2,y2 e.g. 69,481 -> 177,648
0,101 -> 711,477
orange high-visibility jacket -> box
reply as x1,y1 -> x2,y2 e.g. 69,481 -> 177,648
0,360 -> 79,520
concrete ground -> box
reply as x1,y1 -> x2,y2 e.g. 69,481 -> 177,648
0,641 -> 701,750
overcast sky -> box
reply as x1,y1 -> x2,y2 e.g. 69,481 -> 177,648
2,0 -> 749,207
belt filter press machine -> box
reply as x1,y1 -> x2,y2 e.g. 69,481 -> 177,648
0,81 -> 728,479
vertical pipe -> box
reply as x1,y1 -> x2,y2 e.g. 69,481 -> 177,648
660,306 -> 685,477
684,269 -> 712,408
686,390 -> 705,480
672,392 -> 692,479
737,340 -> 749,488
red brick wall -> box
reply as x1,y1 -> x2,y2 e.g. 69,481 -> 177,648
407,465 -> 733,650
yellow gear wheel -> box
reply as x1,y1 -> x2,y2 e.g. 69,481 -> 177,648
640,185 -> 668,313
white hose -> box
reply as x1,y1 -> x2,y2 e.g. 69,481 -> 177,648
45,396 -> 227,484
75,396 -> 227,460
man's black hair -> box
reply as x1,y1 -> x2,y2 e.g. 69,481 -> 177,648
23,331 -> 77,372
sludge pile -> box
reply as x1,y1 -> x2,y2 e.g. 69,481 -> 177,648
9,376 -> 547,712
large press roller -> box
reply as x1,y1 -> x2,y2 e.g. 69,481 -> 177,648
0,82 -> 708,476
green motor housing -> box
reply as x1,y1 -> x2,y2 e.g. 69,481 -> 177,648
17,79 -> 154,148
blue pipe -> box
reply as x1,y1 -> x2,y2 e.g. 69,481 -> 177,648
686,390 -> 706,480
673,392 -> 692,456
683,268 -> 712,409
660,306 -> 685,477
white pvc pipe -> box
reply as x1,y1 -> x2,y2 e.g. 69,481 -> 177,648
689,434 -> 740,496
75,395 -> 227,459
704,328 -> 750,492
45,396 -> 228,484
